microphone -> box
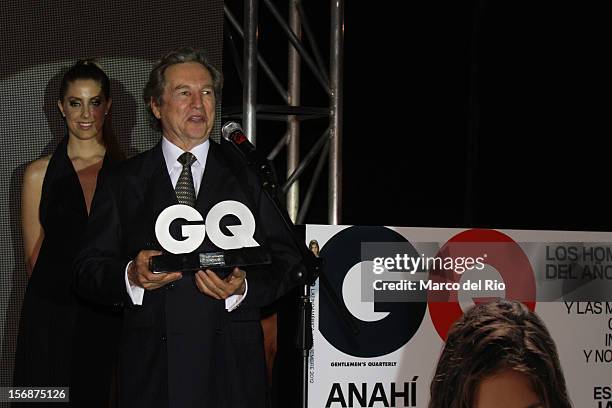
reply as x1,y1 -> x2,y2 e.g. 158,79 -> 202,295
222,121 -> 259,165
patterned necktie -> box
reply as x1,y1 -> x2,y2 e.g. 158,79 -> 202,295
175,152 -> 197,207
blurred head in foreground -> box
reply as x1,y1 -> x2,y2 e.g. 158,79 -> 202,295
428,300 -> 572,408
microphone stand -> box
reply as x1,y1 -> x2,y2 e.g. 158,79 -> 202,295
237,147 -> 358,408
221,133 -> 359,408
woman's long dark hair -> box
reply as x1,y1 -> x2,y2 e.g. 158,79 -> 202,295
59,59 -> 124,160
429,300 -> 572,408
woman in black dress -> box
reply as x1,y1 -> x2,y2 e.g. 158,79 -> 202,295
14,60 -> 123,407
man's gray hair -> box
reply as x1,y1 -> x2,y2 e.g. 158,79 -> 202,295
143,47 -> 223,131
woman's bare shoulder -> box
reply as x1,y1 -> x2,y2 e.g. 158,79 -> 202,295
23,155 -> 52,186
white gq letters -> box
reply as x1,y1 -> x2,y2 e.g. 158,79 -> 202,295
155,201 -> 259,254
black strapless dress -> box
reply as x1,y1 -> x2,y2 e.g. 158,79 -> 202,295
13,137 -> 122,407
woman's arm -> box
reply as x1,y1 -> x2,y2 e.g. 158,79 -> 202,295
21,157 -> 49,277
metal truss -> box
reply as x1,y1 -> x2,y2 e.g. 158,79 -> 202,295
223,0 -> 344,224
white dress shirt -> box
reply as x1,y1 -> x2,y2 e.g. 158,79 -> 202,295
125,137 -> 246,310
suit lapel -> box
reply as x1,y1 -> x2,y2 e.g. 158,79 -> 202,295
195,142 -> 229,215
144,142 -> 178,216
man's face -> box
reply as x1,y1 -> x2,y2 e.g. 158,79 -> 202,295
152,61 -> 216,149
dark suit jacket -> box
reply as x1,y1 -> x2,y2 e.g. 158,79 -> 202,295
74,140 -> 306,408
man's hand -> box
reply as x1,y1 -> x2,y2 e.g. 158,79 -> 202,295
195,267 -> 246,299
128,250 -> 182,290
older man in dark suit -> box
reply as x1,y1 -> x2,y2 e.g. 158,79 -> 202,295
74,47 -> 305,408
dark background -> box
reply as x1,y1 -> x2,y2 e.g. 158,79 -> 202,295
223,3 -> 611,405
224,0 -> 610,231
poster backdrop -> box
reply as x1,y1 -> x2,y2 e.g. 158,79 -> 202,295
307,225 -> 612,407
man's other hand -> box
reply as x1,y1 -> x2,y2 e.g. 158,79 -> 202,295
128,250 -> 182,290
195,267 -> 246,299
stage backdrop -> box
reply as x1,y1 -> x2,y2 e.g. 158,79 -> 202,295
0,0 -> 223,391
307,225 -> 612,407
